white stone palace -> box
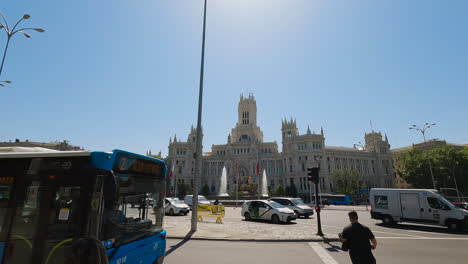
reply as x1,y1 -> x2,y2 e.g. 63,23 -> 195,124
167,94 -> 394,200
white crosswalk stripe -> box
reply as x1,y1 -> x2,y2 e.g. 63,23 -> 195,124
308,242 -> 339,264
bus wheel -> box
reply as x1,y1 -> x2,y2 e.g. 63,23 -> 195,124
382,215 -> 394,225
169,209 -> 175,216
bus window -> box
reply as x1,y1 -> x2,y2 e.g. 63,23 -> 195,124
101,181 -> 165,243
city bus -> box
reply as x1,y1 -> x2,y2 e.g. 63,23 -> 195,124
0,149 -> 167,264
311,193 -> 353,205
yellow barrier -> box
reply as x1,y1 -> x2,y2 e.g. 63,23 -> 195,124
197,204 -> 225,223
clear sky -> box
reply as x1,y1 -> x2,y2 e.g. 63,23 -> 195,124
1,0 -> 467,156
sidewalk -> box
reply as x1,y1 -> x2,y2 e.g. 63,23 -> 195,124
164,207 -> 340,242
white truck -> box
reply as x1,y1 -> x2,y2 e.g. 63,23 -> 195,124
370,188 -> 468,231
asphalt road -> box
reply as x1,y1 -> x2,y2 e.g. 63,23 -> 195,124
164,238 -> 468,264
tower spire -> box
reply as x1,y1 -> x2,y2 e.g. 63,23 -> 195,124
307,125 -> 311,134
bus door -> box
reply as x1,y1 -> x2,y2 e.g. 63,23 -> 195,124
1,157 -> 94,264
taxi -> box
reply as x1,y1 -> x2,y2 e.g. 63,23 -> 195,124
241,200 -> 296,224
163,198 -> 190,216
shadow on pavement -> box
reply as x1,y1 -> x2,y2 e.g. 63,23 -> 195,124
375,223 -> 467,235
241,219 -> 297,225
323,241 -> 342,252
165,231 -> 194,256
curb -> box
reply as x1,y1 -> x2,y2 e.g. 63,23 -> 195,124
167,236 -> 340,242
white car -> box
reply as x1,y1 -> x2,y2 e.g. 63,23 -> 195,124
270,197 -> 314,218
184,195 -> 211,209
241,200 -> 296,224
163,198 -> 190,216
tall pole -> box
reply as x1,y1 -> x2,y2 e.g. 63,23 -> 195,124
191,0 -> 208,232
0,36 -> 11,79
257,150 -> 260,199
315,182 -> 323,236
235,160 -> 239,207
410,123 -> 436,190
422,132 -> 436,190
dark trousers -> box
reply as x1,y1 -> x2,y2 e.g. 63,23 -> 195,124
349,250 -> 376,264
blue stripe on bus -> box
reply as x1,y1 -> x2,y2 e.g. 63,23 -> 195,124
90,150 -> 167,178
0,242 -> 4,264
106,231 -> 166,264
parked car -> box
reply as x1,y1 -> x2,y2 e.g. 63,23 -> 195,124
183,195 -> 211,209
370,188 -> 468,231
241,200 -> 296,224
163,198 -> 189,216
270,197 -> 314,218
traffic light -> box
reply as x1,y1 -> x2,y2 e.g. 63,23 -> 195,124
307,167 -> 319,184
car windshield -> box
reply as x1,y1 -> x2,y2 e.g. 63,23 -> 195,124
268,201 -> 285,208
292,199 -> 305,205
171,199 -> 184,204
199,196 -> 208,201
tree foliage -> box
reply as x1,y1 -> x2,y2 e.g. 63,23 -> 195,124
398,146 -> 468,193
332,169 -> 363,195
273,184 -> 284,196
176,183 -> 193,199
201,184 -> 210,197
285,184 -> 298,197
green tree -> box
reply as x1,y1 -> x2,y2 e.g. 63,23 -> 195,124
274,184 -> 284,196
431,146 -> 465,192
398,146 -> 468,192
201,184 -> 210,197
285,184 -> 298,197
398,149 -> 433,189
176,183 -> 193,199
332,169 -> 362,195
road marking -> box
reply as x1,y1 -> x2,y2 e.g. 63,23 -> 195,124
321,224 -> 421,237
308,242 -> 339,264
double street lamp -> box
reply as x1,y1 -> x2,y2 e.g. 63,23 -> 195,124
0,12 -> 45,84
409,123 -> 437,189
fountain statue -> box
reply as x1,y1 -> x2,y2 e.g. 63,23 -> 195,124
261,169 -> 268,197
219,166 -> 229,196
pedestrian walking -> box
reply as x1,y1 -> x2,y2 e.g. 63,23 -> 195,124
340,211 -> 377,264
68,238 -> 109,264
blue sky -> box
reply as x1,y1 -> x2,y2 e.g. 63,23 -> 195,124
1,0 -> 467,156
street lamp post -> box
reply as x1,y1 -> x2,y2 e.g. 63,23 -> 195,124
409,123 -> 437,189
0,12 -> 45,83
191,0 -> 208,232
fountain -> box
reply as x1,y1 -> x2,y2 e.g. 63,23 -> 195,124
218,166 -> 229,196
261,169 -> 268,197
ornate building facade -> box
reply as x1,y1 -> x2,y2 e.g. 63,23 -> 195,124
167,94 -> 394,199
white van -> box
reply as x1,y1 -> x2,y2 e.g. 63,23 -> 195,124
370,188 -> 468,231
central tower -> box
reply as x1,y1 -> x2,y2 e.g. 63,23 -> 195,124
230,93 -> 264,143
